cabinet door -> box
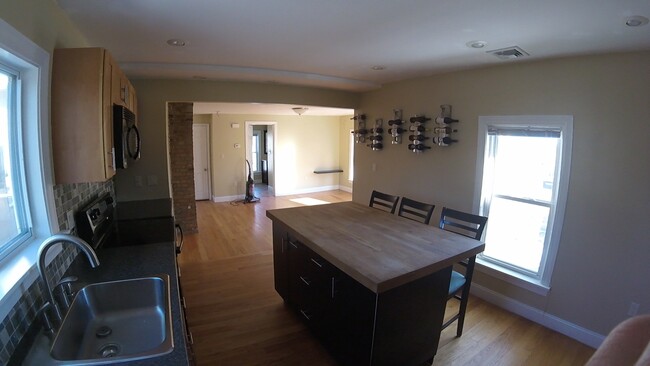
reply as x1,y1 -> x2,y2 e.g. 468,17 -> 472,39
128,81 -> 138,117
324,269 -> 375,366
102,51 -> 116,179
52,48 -> 115,183
272,222 -> 290,300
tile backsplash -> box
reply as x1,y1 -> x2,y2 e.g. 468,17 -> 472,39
0,180 -> 113,364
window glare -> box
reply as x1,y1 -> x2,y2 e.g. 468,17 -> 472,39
492,136 -> 558,202
0,70 -> 22,247
481,129 -> 562,277
483,196 -> 548,272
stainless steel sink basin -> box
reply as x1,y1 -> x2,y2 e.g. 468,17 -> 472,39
50,275 -> 173,364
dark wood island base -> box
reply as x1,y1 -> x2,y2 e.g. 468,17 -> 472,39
267,202 -> 485,366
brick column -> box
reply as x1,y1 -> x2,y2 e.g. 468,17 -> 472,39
168,102 -> 198,233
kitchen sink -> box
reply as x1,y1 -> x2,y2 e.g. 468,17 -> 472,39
50,275 -> 174,364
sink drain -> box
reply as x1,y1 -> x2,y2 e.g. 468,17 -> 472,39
98,343 -> 121,358
96,326 -> 112,338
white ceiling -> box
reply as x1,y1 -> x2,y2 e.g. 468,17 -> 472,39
56,0 -> 650,94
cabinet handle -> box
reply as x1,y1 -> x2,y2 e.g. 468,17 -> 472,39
181,296 -> 187,309
331,277 -> 335,299
188,331 -> 194,345
300,309 -> 312,321
281,237 -> 285,253
310,258 -> 323,268
288,240 -> 298,249
299,276 -> 311,286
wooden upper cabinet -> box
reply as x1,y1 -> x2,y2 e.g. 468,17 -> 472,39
51,48 -> 137,184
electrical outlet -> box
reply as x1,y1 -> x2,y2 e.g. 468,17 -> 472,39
66,210 -> 75,231
628,302 -> 640,316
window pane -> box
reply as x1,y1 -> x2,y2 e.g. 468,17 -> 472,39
483,196 -> 549,273
492,135 -> 558,202
0,70 -> 22,247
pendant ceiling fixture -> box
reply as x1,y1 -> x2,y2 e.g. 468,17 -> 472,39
292,107 -> 308,116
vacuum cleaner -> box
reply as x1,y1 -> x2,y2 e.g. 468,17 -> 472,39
244,159 -> 260,203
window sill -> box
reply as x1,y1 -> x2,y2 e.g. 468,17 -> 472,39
475,258 -> 551,296
0,234 -> 62,320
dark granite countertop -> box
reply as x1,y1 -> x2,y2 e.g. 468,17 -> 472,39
21,242 -> 190,366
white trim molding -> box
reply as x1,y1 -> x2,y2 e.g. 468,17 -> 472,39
471,283 -> 605,349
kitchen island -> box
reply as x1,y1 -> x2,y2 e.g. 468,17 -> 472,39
267,201 -> 485,366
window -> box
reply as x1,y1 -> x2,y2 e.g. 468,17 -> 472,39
475,116 -> 572,291
251,133 -> 259,172
0,18 -> 55,300
0,65 -> 30,256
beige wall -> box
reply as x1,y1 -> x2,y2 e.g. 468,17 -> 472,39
199,113 -> 344,198
356,51 -> 650,336
0,0 -> 88,52
338,116 -> 354,190
116,79 -> 359,201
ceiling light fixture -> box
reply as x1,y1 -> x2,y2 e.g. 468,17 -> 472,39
166,39 -> 186,46
625,15 -> 649,27
371,66 -> 386,71
466,40 -> 488,49
292,107 -> 308,116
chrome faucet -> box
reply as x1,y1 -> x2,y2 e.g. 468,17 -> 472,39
37,234 -> 100,328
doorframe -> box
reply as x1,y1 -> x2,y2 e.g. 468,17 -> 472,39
245,121 -> 277,195
192,123 -> 211,200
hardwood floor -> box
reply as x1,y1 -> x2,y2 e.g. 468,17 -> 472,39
178,190 -> 595,365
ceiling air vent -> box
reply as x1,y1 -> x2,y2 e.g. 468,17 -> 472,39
487,46 -> 529,60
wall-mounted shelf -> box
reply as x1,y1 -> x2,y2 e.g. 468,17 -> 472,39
314,169 -> 344,174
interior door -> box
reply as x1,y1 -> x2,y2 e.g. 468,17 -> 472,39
193,123 -> 210,200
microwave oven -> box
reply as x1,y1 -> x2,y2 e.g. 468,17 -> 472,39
113,104 -> 141,169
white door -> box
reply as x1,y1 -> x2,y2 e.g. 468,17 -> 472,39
193,124 -> 210,200
266,125 -> 275,190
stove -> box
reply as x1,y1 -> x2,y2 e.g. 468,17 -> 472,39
75,192 -> 116,249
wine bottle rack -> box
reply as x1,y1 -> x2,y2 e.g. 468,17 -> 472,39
408,114 -> 431,153
433,104 -> 458,147
368,119 -> 383,151
388,109 -> 405,145
351,113 -> 368,143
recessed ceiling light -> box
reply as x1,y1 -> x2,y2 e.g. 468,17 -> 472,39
166,39 -> 186,46
466,40 -> 488,49
625,15 -> 649,27
371,66 -> 386,71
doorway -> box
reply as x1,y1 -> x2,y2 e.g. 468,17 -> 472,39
245,121 -> 276,197
193,123 -> 211,200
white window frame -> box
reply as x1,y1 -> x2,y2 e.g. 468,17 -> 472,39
0,19 -> 57,312
473,115 -> 573,295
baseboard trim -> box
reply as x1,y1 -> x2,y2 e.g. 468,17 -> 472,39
212,186 -> 346,201
471,283 -> 605,349
212,194 -> 244,203
275,185 -> 341,196
339,185 -> 353,193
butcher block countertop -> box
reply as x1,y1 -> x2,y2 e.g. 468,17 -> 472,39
266,201 -> 485,293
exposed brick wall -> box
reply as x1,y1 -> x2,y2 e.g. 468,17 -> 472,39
168,102 -> 198,233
